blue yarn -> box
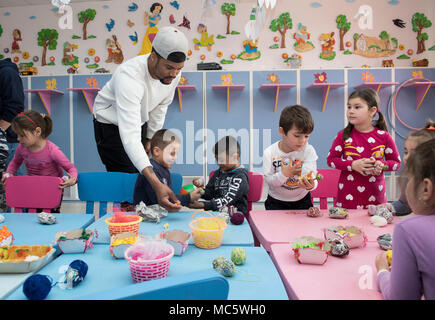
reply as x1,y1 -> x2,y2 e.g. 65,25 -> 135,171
23,274 -> 52,300
69,260 -> 88,287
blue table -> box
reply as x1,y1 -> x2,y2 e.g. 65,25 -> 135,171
0,213 -> 95,299
6,244 -> 288,300
1,213 -> 95,245
89,211 -> 254,247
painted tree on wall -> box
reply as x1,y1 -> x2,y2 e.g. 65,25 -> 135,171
353,33 -> 359,51
379,30 -> 390,49
221,3 -> 236,35
0,24 -> 3,38
412,12 -> 432,54
269,12 -> 292,49
78,8 -> 96,40
336,14 -> 351,51
37,29 -> 58,66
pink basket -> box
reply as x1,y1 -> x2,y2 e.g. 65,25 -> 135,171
124,243 -> 174,282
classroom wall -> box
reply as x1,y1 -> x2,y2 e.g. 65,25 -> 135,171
1,0 -> 434,201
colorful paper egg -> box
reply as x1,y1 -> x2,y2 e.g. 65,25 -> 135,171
307,207 -> 321,218
215,257 -> 235,277
230,212 -> 244,225
377,233 -> 392,250
212,256 -> 227,270
328,238 -> 349,257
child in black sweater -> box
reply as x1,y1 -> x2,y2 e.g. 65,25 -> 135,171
133,129 -> 202,207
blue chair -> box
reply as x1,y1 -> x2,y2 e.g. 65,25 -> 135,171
79,270 -> 229,300
77,172 -> 139,217
170,172 -> 183,194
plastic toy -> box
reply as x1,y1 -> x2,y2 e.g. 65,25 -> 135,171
412,13 -> 432,54
298,171 -> 323,182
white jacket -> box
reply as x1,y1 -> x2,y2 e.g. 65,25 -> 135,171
263,141 -> 318,202
93,54 -> 181,172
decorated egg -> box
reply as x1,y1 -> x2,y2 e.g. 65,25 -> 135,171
212,256 -> 227,270
328,238 -> 350,257
307,206 -> 321,218
376,206 -> 393,224
215,257 -> 235,277
377,233 -> 392,250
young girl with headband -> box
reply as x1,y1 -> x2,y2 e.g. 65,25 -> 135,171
3,110 -> 77,212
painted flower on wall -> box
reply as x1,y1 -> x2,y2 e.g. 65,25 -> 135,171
412,70 -> 423,79
179,76 -> 188,85
45,78 -> 57,90
361,71 -> 374,82
86,76 -> 98,87
266,73 -> 280,84
314,72 -> 327,83
221,73 -> 233,85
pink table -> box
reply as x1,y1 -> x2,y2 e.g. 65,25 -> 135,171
249,209 -> 396,300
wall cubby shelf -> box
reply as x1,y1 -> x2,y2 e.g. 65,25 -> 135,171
403,80 -> 435,110
176,85 -> 197,112
307,83 -> 346,112
259,84 -> 296,112
211,84 -> 245,112
67,88 -> 101,114
24,89 -> 64,115
354,81 -> 399,93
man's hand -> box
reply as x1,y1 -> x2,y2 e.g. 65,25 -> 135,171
188,200 -> 204,209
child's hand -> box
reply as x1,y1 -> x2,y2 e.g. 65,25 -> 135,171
1,173 -> 12,183
372,160 -> 384,176
298,176 -> 315,190
188,200 -> 204,209
351,158 -> 375,176
59,173 -> 77,189
376,251 -> 390,272
281,159 -> 302,178
189,188 -> 203,202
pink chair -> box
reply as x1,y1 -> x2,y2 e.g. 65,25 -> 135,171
310,169 -> 341,209
5,176 -> 63,213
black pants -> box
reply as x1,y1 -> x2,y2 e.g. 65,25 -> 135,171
264,192 -> 313,210
93,118 -> 148,173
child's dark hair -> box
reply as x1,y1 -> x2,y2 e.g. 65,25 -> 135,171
279,105 -> 314,134
150,129 -> 180,154
11,110 -> 53,139
406,138 -> 435,195
214,136 -> 240,158
343,88 -> 388,140
407,119 -> 435,143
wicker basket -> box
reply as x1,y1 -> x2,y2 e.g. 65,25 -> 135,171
124,242 -> 174,282
105,215 -> 142,237
189,210 -> 227,249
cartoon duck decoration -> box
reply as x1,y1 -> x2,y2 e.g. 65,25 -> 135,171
193,24 -> 214,51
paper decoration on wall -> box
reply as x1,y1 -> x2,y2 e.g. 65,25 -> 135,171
221,3 -> 236,35
245,4 -> 266,44
412,58 -> 428,67
194,24 -> 215,51
267,73 -> 280,84
62,41 -> 78,66
393,19 -> 406,28
354,5 -> 373,30
314,72 -> 327,83
412,70 -> 423,79
293,23 -> 314,52
258,0 -> 277,9
78,9 -> 97,40
178,16 -> 191,30
310,2 -> 322,8
128,2 -> 138,12
45,78 -> 57,90
22,51 -> 29,60
106,35 -> 124,64
319,32 -> 336,60
11,29 -> 22,54
169,14 -> 176,24
138,2 -> 163,55
129,31 -> 138,45
86,76 -> 98,87
88,48 -> 95,56
382,59 -> 394,67
269,12 -> 292,49
353,31 -> 397,58
221,74 -> 233,85
179,76 -> 188,85
0,24 -> 3,38
238,39 -> 260,60
127,19 -> 135,28
428,45 -> 435,51
284,54 -> 302,68
397,54 -> 410,59
106,19 -> 115,32
37,29 -> 59,66
170,1 -> 179,9
336,15 -> 351,51
361,71 -> 374,82
412,13 -> 432,54
201,0 -> 217,20
13,56 -> 19,63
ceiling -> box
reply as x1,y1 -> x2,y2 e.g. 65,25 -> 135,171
0,0 -> 110,8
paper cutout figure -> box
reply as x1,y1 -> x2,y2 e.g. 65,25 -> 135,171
314,72 -> 327,83
138,2 -> 162,55
86,76 -> 98,87
267,73 -> 280,84
78,8 -> 97,40
128,2 -> 138,12
11,29 -> 22,54
284,54 -> 302,69
45,78 -> 57,90
361,71 -> 374,82
37,29 -> 59,66
106,19 -> 115,32
170,1 -> 179,9
269,12 -> 292,49
319,32 -> 336,60
354,31 -> 396,58
221,74 -> 233,85
393,19 -> 406,28
354,5 -> 373,30
129,31 -> 138,45
336,14 -> 351,51
412,12 -> 432,54
238,39 -> 260,60
62,41 -> 78,65
106,35 -> 124,64
293,23 -> 314,52
127,19 -> 135,28
221,2 -> 236,35
178,15 -> 191,29
193,24 -> 214,51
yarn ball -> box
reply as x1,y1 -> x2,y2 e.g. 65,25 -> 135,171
328,239 -> 350,257
230,212 -> 245,225
231,247 -> 247,265
216,258 -> 235,277
68,260 -> 88,287
307,207 -> 321,218
212,256 -> 227,270
23,274 -> 52,300
377,233 -> 392,250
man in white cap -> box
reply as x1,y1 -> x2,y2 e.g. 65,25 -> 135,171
92,26 -> 188,212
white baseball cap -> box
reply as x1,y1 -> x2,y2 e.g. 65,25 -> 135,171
153,26 -> 188,62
